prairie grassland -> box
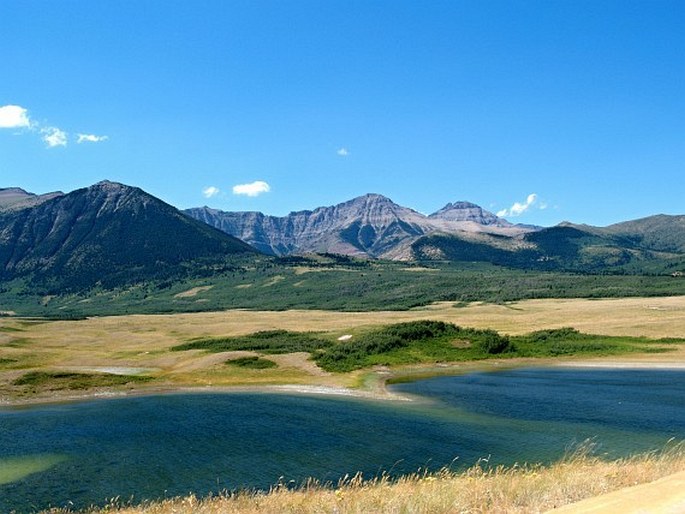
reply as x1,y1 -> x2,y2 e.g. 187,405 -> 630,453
55,442 -> 685,514
2,296 -> 685,403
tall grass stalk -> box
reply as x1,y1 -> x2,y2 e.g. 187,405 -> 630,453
48,440 -> 685,514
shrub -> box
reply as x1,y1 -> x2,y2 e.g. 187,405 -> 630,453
527,327 -> 580,343
225,356 -> 277,369
478,332 -> 514,354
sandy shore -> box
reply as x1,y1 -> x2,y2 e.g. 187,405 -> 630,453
3,350 -> 684,408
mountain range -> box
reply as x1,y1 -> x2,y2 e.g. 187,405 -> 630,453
185,195 -> 685,273
184,195 -> 532,260
1,181 -> 684,295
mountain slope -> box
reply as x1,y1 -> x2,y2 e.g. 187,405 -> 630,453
185,195 -> 528,259
598,215 -> 685,254
411,222 -> 685,273
0,187 -> 64,211
0,181 -> 256,291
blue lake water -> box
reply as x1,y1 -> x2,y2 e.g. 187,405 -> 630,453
1,367 -> 683,513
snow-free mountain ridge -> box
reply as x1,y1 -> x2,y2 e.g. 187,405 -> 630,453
2,181 -> 684,287
185,193 -> 530,259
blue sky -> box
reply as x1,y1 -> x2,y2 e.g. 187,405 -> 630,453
1,0 -> 683,226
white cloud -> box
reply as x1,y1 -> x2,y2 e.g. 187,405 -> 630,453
77,133 -> 109,144
203,186 -> 220,198
337,147 -> 349,157
0,105 -> 32,129
41,127 -> 68,148
497,193 -> 538,217
232,180 -> 271,197
0,104 -> 108,149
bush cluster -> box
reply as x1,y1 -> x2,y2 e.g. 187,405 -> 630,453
173,330 -> 332,354
316,321 -> 459,372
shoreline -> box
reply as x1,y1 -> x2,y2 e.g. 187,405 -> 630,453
3,353 -> 685,409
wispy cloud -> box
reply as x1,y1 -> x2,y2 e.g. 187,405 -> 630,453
41,127 -> 68,148
0,104 -> 107,148
497,193 -> 538,217
232,180 -> 271,197
0,105 -> 31,129
77,133 -> 109,144
203,186 -> 220,198
337,147 -> 349,157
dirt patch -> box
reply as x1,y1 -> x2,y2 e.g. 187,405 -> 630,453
169,351 -> 257,373
58,366 -> 159,375
173,286 -> 214,298
262,276 -> 285,287
548,470 -> 685,513
267,352 -> 330,376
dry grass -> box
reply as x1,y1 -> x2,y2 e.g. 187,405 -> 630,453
51,442 -> 685,514
173,286 -> 214,298
2,296 -> 685,403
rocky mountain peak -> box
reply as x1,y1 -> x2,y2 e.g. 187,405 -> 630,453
81,180 -> 159,214
89,180 -> 135,193
430,201 -> 509,226
185,193 -> 536,259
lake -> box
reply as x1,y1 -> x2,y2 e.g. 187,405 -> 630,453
1,367 -> 683,513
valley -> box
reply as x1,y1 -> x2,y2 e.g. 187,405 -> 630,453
1,181 -> 685,513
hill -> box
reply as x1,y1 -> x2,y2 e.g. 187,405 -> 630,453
598,215 -> 685,253
411,222 -> 685,274
0,181 -> 256,292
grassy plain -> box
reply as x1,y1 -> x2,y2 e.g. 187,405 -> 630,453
1,296 -> 685,403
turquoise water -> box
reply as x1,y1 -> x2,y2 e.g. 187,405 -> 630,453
1,368 -> 683,512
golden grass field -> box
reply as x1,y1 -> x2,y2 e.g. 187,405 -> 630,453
2,296 -> 685,403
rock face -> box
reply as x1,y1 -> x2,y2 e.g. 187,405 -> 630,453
0,181 -> 255,290
186,194 -> 529,259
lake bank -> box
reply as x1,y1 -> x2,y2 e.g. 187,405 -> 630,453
2,367 -> 683,513
3,345 -> 685,408
1,349 -> 684,409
